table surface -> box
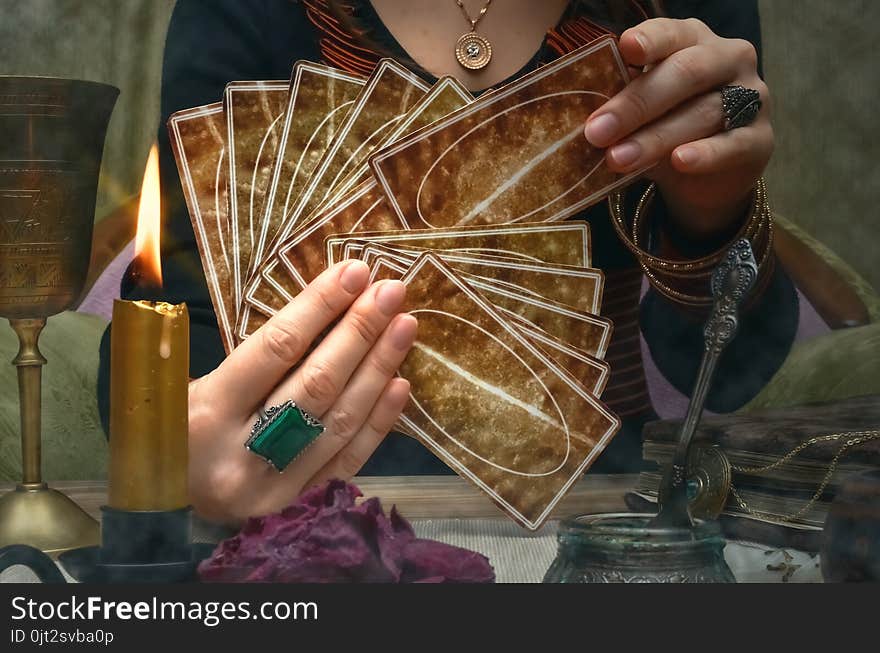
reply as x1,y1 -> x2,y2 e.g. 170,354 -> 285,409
0,476 -> 824,583
0,474 -> 637,522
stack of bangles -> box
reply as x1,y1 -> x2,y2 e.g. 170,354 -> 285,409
609,178 -> 774,309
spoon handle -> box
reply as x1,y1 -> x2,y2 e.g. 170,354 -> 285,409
651,238 -> 759,529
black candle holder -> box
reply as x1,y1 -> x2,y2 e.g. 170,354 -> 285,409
0,507 -> 213,583
57,506 -> 214,583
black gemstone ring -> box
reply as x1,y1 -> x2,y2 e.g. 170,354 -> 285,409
720,85 -> 762,131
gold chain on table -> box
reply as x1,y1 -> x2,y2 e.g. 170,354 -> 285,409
727,430 -> 880,524
455,0 -> 493,31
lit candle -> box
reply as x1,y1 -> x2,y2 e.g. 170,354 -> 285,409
107,145 -> 189,511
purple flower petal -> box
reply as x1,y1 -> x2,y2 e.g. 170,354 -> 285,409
198,480 -> 494,584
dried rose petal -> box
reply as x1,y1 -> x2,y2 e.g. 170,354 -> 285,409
198,480 -> 494,584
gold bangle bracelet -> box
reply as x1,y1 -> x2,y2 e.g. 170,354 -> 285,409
638,220 -> 775,306
609,179 -> 774,305
631,179 -> 768,273
635,194 -> 771,281
608,179 -> 769,276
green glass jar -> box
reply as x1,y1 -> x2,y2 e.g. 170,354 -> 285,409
543,513 -> 736,583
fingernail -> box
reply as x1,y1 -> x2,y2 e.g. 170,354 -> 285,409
389,315 -> 417,350
609,141 -> 642,168
633,31 -> 649,53
339,260 -> 369,293
390,377 -> 411,402
375,280 -> 406,316
675,146 -> 700,167
584,113 -> 619,146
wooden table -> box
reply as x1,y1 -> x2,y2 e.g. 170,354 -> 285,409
0,475 -> 637,523
0,476 -> 826,582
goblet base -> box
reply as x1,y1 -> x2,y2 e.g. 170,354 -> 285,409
0,483 -> 99,555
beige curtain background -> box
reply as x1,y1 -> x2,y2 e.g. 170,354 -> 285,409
0,0 -> 876,291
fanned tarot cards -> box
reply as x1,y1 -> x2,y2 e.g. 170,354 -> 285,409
168,37 -> 648,529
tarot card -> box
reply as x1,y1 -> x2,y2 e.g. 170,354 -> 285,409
238,182 -> 405,337
324,221 -> 592,270
309,76 -> 473,220
251,62 -> 366,283
277,181 -> 401,290
397,254 -> 620,530
366,255 -> 610,396
224,80 -> 288,308
361,243 -> 604,314
356,243 -> 611,358
267,59 -> 429,251
167,102 -> 236,354
370,37 -> 646,229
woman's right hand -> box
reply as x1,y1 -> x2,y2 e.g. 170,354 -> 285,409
186,260 -> 417,525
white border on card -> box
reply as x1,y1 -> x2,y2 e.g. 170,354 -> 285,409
398,254 -> 620,530
168,102 -> 235,354
367,246 -> 604,314
324,221 -> 591,269
270,59 -> 429,250
224,80 -> 288,317
315,76 -> 474,216
253,62 -> 366,279
277,180 -> 384,287
364,252 -> 608,395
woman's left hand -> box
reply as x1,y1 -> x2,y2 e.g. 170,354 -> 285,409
584,17 -> 774,238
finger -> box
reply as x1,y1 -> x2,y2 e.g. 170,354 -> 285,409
304,377 -> 411,488
605,91 -> 724,172
670,120 -> 774,175
265,312 -> 415,472
319,313 -> 417,428
202,259 -> 369,418
585,42 -> 740,148
276,279 -> 407,417
619,17 -> 711,67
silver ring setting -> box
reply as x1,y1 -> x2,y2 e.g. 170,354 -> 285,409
721,85 -> 762,131
245,400 -> 325,472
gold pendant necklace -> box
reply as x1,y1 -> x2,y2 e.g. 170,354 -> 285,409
454,0 -> 493,70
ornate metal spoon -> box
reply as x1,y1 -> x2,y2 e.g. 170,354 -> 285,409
650,238 -> 759,530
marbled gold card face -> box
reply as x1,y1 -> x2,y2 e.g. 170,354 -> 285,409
370,37 -> 644,229
167,102 -> 236,354
277,181 -> 402,290
364,254 -> 610,397
252,62 -> 366,283
325,221 -> 592,269
267,75 -> 474,291
269,59 -> 429,250
397,255 -> 620,530
237,181 -> 405,338
224,80 -> 288,307
361,243 -> 604,314
357,241 -> 611,357
309,76 -> 474,221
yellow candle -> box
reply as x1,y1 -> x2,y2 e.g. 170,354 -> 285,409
108,299 -> 189,510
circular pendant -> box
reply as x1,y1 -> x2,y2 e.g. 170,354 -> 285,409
455,32 -> 493,70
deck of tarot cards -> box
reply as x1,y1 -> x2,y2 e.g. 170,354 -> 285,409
168,36 -> 648,530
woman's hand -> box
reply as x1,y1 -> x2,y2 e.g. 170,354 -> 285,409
186,260 -> 417,525
585,17 -> 774,238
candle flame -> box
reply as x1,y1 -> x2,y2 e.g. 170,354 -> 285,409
134,143 -> 163,288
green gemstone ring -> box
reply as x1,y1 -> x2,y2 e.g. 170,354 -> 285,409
245,401 -> 325,472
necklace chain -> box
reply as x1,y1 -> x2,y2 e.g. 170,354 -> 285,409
455,0 -> 493,32
726,429 -> 880,525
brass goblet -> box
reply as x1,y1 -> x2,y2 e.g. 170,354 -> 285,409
0,76 -> 118,554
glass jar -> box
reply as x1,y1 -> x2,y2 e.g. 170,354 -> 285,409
543,513 -> 735,583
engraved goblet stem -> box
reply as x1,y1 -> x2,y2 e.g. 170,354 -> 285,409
10,318 -> 47,488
